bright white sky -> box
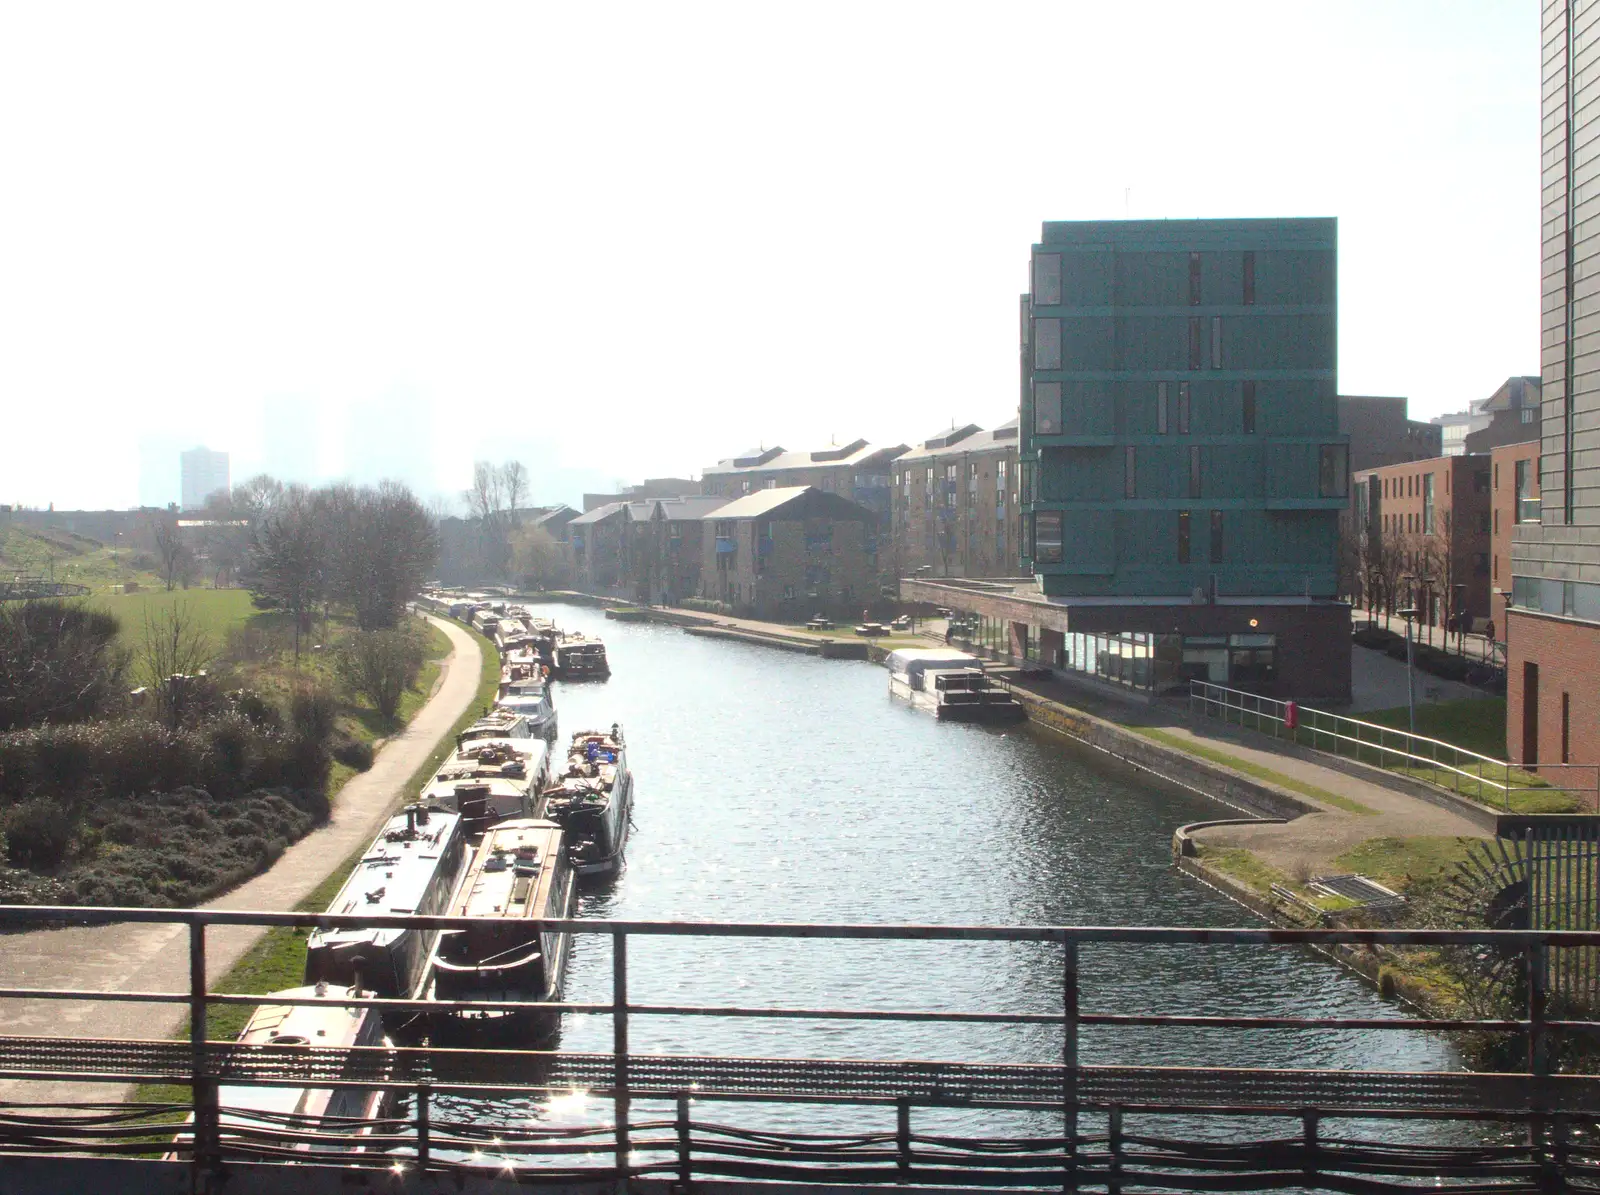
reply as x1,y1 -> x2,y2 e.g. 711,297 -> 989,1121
0,1 -> 1539,512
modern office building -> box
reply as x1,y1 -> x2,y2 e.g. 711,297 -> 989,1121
904,218 -> 1350,702
1431,402 -> 1492,457
700,440 -> 908,521
890,419 -> 1020,579
1506,0 -> 1600,767
179,447 -> 230,512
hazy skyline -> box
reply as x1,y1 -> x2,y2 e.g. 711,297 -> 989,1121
3,2 -> 1539,511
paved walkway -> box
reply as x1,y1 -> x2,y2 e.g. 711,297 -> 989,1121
0,615 -> 482,1105
1002,671 -> 1491,876
1349,644 -> 1491,712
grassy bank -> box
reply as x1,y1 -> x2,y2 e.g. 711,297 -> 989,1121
1128,725 -> 1375,815
134,617 -> 497,1109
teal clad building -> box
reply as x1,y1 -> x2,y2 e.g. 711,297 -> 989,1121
1010,218 -> 1351,700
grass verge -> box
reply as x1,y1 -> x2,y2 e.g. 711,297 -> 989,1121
1129,725 -> 1376,815
132,616 -> 499,1109
1331,835 -> 1480,892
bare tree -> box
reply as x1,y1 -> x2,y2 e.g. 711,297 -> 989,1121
501,462 -> 530,524
333,625 -> 427,723
240,484 -> 324,664
510,524 -> 569,590
149,516 -> 192,592
140,602 -> 214,729
327,482 -> 439,630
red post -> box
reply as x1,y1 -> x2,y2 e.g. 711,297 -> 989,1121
1284,701 -> 1299,731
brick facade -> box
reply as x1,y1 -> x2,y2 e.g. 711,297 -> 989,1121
1505,609 -> 1600,767
890,421 -> 1021,579
1353,454 -> 1492,627
699,487 -> 879,620
1490,440 -> 1541,629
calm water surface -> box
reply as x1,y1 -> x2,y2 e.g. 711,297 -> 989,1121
437,603 -> 1471,1148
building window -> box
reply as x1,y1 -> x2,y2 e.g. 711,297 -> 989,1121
1157,382 -> 1169,433
1210,510 -> 1223,561
1178,382 -> 1191,434
1242,381 -> 1256,434
1494,509 -> 1500,534
1188,446 -> 1201,498
1188,318 -> 1202,369
1034,318 -> 1061,369
1125,446 -> 1137,498
1494,463 -> 1499,489
1189,252 -> 1202,305
1033,253 -> 1062,305
1177,511 -> 1191,564
1242,251 -> 1255,305
1318,444 -> 1348,498
1493,553 -> 1498,580
1422,474 -> 1434,535
925,467 -> 933,497
996,459 -> 1007,494
1034,382 -> 1063,435
1210,317 -> 1222,369
1020,459 -> 1036,504
1035,511 -> 1063,564
1522,407 -> 1536,424
1516,459 -> 1540,522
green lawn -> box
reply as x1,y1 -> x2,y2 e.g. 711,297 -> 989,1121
1130,725 -> 1376,815
87,587 -> 258,648
1332,836 -> 1479,892
1195,845 -> 1290,896
1360,699 -> 1509,760
0,525 -> 161,593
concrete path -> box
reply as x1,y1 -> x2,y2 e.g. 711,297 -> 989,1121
0,615 -> 482,1105
1349,644 -> 1491,712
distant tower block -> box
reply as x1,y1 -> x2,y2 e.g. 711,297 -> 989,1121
180,446 -> 230,511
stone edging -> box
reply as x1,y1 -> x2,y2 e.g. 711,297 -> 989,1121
1171,817 -> 1287,858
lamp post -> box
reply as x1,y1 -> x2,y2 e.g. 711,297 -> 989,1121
1398,606 -> 1418,734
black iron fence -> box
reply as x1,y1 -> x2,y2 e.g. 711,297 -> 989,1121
0,907 -> 1597,1190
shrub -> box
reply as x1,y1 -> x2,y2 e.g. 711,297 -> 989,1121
0,599 -> 131,731
291,685 -> 337,743
331,733 -> 375,772
5,798 -> 78,869
333,628 -> 427,722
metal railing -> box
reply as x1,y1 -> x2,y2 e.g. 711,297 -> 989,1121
0,907 -> 1599,1189
1188,680 -> 1600,813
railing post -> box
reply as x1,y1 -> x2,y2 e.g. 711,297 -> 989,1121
613,927 -> 630,1192
1062,937 -> 1079,1190
676,1092 -> 692,1189
896,1097 -> 912,1175
188,918 -> 218,1184
1302,1109 -> 1319,1182
1107,1104 -> 1122,1195
1528,939 -> 1551,1172
415,1082 -> 430,1170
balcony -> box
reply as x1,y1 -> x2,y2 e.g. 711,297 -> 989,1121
804,535 -> 832,551
715,537 -> 737,554
757,538 -> 774,556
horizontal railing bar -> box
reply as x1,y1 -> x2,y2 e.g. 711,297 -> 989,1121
1079,1014 -> 1532,1032
3,906 -> 1600,946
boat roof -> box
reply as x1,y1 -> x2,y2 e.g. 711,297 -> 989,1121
885,648 -> 977,668
220,985 -> 375,1119
450,819 -> 567,921
461,710 -> 529,739
320,807 -> 461,920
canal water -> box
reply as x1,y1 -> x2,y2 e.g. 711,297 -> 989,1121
438,602 -> 1470,1150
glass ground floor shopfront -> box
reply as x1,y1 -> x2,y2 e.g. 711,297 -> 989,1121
953,613 -> 1277,697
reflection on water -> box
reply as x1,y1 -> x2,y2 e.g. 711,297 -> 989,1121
433,603 -> 1470,1146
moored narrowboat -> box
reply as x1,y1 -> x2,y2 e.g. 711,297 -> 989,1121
305,805 -> 464,999
543,725 -> 633,876
552,633 -> 610,680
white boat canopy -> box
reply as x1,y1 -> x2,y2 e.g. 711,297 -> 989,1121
886,648 -> 979,687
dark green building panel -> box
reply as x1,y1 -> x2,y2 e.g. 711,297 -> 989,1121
1020,218 -> 1345,600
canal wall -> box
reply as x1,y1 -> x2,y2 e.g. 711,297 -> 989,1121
1007,687 -> 1319,822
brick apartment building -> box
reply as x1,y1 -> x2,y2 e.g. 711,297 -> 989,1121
699,487 -> 879,620
700,440 -> 907,521
569,496 -> 727,602
1507,0 -> 1600,769
890,419 -> 1021,579
1490,441 -> 1541,628
1352,455 -> 1492,628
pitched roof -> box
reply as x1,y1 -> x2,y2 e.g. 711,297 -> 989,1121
701,485 -> 872,521
896,420 -> 1020,463
569,501 -> 626,526
702,440 -> 907,476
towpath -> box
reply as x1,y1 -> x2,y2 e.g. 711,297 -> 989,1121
1004,669 -> 1492,874
0,614 -> 482,1105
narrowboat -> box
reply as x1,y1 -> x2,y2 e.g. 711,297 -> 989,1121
420,734 -> 552,834
886,648 -> 982,713
928,668 -> 1026,724
169,983 -> 392,1159
552,633 -> 610,679
427,818 -> 576,1032
458,708 -> 534,743
543,725 -> 633,876
305,805 -> 465,999
495,671 -> 558,741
